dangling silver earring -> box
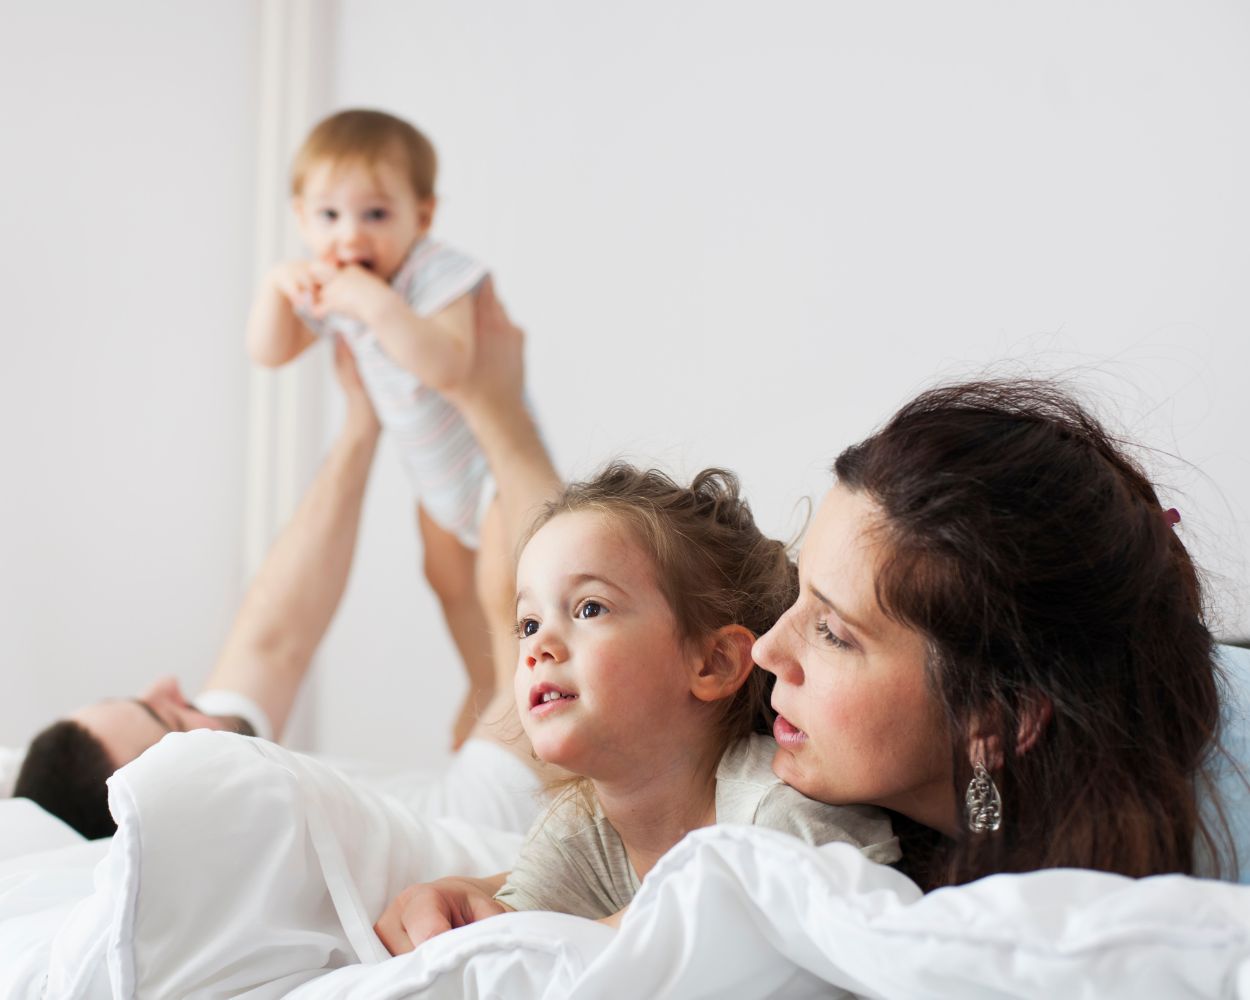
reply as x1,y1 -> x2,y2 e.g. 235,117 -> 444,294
965,760 -> 1002,833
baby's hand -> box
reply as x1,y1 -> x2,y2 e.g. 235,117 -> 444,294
268,259 -> 320,311
311,262 -> 395,325
373,876 -> 507,956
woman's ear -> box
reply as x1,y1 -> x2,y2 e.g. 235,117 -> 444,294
690,625 -> 757,703
1014,694 -> 1053,756
968,694 -> 1054,769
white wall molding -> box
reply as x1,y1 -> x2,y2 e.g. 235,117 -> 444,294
244,0 -> 339,748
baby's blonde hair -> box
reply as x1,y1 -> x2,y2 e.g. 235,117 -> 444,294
291,108 -> 437,200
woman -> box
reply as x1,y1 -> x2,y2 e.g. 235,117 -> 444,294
458,284 -> 1240,889
753,381 -> 1234,887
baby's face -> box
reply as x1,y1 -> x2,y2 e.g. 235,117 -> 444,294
294,157 -> 432,282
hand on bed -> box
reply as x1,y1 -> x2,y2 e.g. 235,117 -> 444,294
373,875 -> 509,955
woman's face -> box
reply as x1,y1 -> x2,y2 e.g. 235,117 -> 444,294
754,484 -> 960,836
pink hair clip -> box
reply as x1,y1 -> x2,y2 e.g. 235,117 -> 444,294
1164,507 -> 1181,527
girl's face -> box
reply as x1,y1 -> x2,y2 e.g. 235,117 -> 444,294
753,485 -> 960,836
514,511 -> 705,781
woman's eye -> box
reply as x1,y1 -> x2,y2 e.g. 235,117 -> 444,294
515,618 -> 539,638
576,601 -> 604,620
815,619 -> 852,651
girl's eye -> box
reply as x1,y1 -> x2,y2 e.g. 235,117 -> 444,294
364,208 -> 389,222
515,618 -> 539,638
576,601 -> 604,620
815,619 -> 853,651
318,208 -> 338,222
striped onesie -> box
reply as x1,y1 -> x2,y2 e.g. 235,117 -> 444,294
302,238 -> 503,548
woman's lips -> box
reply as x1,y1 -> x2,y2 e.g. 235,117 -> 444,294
773,713 -> 807,748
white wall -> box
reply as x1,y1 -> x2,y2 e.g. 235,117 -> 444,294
0,5 -> 260,744
315,0 -> 1250,765
3,3 -> 1247,770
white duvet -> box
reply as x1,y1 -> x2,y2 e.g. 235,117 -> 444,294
3,730 -> 1248,999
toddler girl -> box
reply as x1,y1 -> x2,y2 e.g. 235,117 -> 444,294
374,463 -> 899,950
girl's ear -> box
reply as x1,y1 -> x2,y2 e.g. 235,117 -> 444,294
690,625 -> 757,703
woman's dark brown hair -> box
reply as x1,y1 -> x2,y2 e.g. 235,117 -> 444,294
834,379 -> 1230,886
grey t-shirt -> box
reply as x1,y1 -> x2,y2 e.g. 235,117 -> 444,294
495,733 -> 901,919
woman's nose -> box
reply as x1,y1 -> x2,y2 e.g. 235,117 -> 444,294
753,620 -> 800,684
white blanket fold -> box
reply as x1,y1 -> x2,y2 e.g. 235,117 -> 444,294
87,731 -> 523,999
7,729 -> 1249,999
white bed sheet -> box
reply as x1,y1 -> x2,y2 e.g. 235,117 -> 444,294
3,642 -> 1248,998
0,833 -> 109,999
8,731 -> 1242,1000
281,827 -> 1250,1000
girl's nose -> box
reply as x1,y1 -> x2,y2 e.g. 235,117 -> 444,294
523,628 -> 566,669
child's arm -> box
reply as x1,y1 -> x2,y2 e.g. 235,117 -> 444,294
373,872 -> 512,956
311,262 -> 473,391
246,260 -> 320,366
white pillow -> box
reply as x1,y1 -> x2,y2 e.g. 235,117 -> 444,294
0,797 -> 83,862
1207,644 -> 1250,883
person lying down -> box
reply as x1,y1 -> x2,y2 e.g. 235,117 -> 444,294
374,463 -> 901,951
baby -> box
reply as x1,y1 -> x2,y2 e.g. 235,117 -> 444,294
247,109 -> 515,748
374,464 -> 900,949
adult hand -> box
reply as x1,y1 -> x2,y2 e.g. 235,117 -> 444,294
441,276 -> 526,417
373,877 -> 508,955
331,335 -> 379,433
